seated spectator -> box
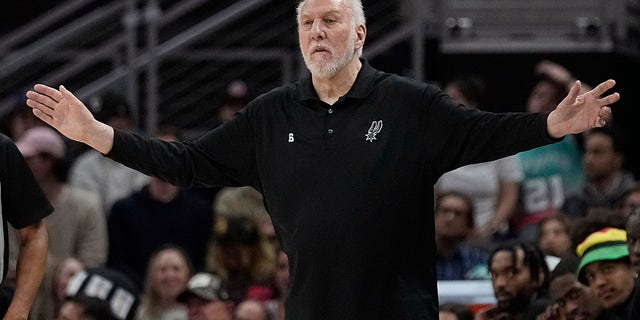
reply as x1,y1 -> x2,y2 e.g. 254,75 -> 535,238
537,214 -> 573,259
136,245 -> 193,320
439,302 -> 474,320
177,273 -> 232,320
234,299 -> 268,320
59,267 -> 139,320
107,126 -> 213,288
435,191 -> 488,280
265,248 -> 289,320
626,210 -> 640,273
438,76 -> 523,245
215,80 -> 250,124
620,185 -> 640,218
210,216 -> 275,306
563,127 -> 636,217
575,228 -> 639,318
476,240 -> 551,320
570,209 -> 627,252
443,75 -> 487,109
214,186 -> 276,246
537,273 -> 611,320
69,92 -> 148,215
513,61 -> 587,242
537,214 -> 574,272
0,99 -> 43,140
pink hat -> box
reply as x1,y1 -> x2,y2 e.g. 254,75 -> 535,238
16,127 -> 65,159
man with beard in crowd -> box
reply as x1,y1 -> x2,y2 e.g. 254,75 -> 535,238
476,240 -> 551,320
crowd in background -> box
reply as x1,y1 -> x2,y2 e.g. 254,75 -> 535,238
0,60 -> 637,320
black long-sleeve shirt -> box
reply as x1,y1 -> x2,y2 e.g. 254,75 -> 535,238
108,60 -> 556,320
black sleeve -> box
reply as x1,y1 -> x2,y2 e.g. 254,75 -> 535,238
0,135 -> 52,229
107,105 -> 259,189
421,85 -> 560,178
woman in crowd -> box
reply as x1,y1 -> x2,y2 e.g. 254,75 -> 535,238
136,245 -> 193,320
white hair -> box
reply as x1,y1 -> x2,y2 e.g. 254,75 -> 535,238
296,0 -> 366,56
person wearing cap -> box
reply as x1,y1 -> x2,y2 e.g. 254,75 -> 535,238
177,272 -> 233,320
14,126 -> 108,320
25,1 -> 620,319
0,132 -> 50,318
68,92 -> 148,216
575,227 -> 639,319
59,267 -> 139,320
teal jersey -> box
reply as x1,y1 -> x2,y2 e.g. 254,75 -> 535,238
516,135 -> 584,220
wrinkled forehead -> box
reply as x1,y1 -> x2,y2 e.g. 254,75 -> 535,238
299,0 -> 351,17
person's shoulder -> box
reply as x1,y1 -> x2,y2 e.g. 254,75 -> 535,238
0,132 -> 12,144
250,82 -> 298,106
0,132 -> 19,152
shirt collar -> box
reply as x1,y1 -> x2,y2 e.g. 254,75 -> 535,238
294,58 -> 378,103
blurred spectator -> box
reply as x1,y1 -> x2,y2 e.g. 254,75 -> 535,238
0,99 -> 43,141
438,76 -> 523,244
476,240 -> 551,320
619,185 -> 640,218
136,245 -> 192,320
444,75 -> 487,108
215,80 -> 250,124
537,273 -> 611,320
537,214 -> 573,259
59,267 -> 140,320
52,258 -> 85,319
265,249 -> 288,320
69,92 -> 148,215
513,60 -> 586,242
439,302 -> 473,320
234,300 -> 268,320
570,208 -> 627,252
214,186 -> 276,245
210,216 -> 275,306
626,210 -> 640,274
562,127 -> 636,217
575,228 -> 639,318
435,191 -> 488,280
13,126 -> 107,320
177,273 -> 232,320
107,127 -> 212,288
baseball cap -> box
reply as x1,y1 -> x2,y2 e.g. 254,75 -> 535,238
65,267 -> 139,320
575,227 -> 629,282
16,126 -> 65,159
177,272 -> 229,302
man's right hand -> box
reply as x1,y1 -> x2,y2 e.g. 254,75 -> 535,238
26,84 -> 115,154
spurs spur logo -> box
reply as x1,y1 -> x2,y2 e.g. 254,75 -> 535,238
365,120 -> 383,142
